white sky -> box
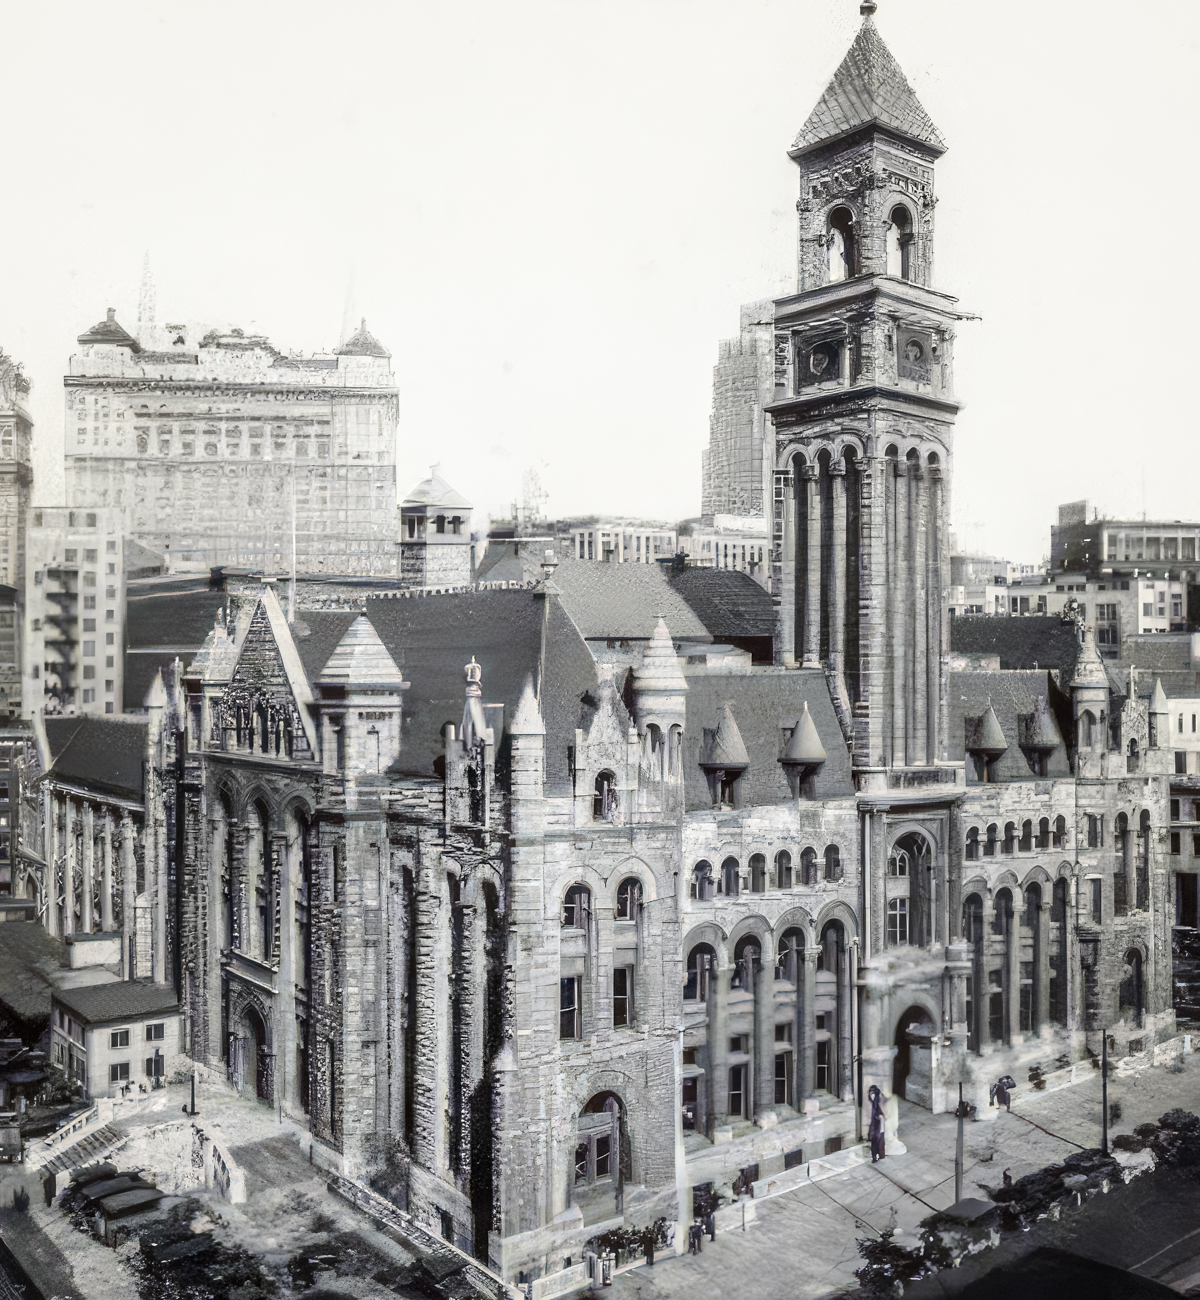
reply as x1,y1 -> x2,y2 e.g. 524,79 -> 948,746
3,0 -> 1198,564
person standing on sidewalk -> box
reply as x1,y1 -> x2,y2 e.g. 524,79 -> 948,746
989,1075 -> 1016,1112
867,1085 -> 886,1163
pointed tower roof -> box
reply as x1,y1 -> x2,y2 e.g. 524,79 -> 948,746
700,702 -> 750,771
402,468 -> 473,512
78,307 -> 140,351
632,618 -> 688,699
1070,627 -> 1109,690
790,9 -> 946,158
1024,695 -> 1064,754
319,614 -> 406,687
1151,676 -> 1169,714
780,700 -> 827,767
510,673 -> 546,736
968,704 -> 1008,758
336,318 -> 390,358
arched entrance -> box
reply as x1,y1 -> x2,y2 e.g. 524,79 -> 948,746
573,1092 -> 629,1225
235,1004 -> 273,1105
892,1005 -> 934,1106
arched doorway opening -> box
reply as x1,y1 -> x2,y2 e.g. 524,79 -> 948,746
1119,949 -> 1144,1030
892,1005 -> 935,1105
888,832 -> 932,948
817,920 -> 849,1098
573,1091 -> 629,1224
244,1005 -> 272,1104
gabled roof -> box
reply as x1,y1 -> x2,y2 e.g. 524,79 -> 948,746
551,556 -> 708,643
951,615 -> 1082,678
335,318 -> 390,358
949,670 -> 1074,782
790,14 -> 945,157
402,471 -> 473,512
77,308 -> 140,350
667,568 -> 775,641
42,716 -> 147,801
52,979 -> 178,1027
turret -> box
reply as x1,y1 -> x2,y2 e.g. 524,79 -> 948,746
508,674 -> 545,836
966,704 -> 1007,783
1070,627 -> 1109,765
779,700 -> 826,797
1149,677 -> 1170,753
699,702 -> 750,808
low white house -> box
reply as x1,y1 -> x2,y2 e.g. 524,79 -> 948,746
50,980 -> 180,1099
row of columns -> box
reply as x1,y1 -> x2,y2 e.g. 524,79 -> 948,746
697,938 -> 852,1133
40,786 -> 139,979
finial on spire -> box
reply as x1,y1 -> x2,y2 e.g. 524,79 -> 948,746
860,0 -> 877,17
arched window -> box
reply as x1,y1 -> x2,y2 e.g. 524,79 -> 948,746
616,877 -> 642,921
562,884 -> 591,929
824,845 -> 841,882
1137,810 -> 1151,909
1119,949 -> 1144,1029
691,860 -> 714,902
749,854 -> 766,893
732,936 -> 760,991
886,204 -> 914,279
684,944 -> 715,1001
827,206 -> 857,281
593,770 -> 616,821
435,514 -> 446,534
1037,817 -> 1050,850
1019,820 -> 1033,853
1001,822 -> 1016,855
1080,710 -> 1096,749
984,823 -> 998,857
1053,815 -> 1067,848
800,847 -> 817,886
1114,812 -> 1130,916
775,850 -> 793,890
887,897 -> 908,946
888,848 -> 908,876
721,856 -> 740,898
965,827 -> 980,861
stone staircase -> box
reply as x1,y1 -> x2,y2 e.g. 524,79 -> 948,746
28,1123 -> 126,1176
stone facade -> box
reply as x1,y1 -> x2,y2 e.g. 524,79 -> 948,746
64,314 -> 398,577
0,348 -> 33,715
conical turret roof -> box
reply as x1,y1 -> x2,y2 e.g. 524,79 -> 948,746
700,702 -> 750,771
968,704 -> 1008,758
790,13 -> 946,158
1151,676 -> 1169,714
336,318 -> 390,358
781,701 -> 827,767
1024,695 -> 1064,754
78,307 -> 140,351
633,617 -> 687,698
1070,626 -> 1109,690
510,673 -> 545,736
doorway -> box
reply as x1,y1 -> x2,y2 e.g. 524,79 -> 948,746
892,1006 -> 934,1106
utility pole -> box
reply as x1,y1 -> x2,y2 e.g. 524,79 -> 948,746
1101,1031 -> 1109,1155
954,1082 -> 967,1203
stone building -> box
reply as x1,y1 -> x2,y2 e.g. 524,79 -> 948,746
0,347 -> 33,714
399,469 -> 474,588
3,8 -> 1188,1297
64,312 -> 398,576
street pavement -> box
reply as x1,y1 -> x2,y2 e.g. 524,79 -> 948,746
605,1053 -> 1200,1300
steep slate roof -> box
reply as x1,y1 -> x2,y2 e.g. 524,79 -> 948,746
949,670 -> 1073,782
667,568 -> 775,640
290,611 -> 360,682
790,14 -> 945,156
53,980 -> 179,1027
475,542 -> 528,585
950,616 -> 1082,679
682,669 -> 853,810
551,557 -> 708,643
335,318 -> 390,358
365,590 -> 598,790
77,308 -> 140,350
0,924 -> 69,1032
125,583 -> 226,708
42,717 -> 147,800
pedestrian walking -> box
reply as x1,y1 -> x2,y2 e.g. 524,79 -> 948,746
706,1209 -> 716,1241
867,1084 -> 886,1163
688,1220 -> 702,1254
989,1074 -> 1016,1112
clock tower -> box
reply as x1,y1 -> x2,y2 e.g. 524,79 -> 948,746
769,0 -> 967,778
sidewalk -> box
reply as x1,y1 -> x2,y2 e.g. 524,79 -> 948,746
605,1053 -> 1200,1300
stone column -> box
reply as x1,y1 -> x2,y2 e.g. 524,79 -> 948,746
63,799 -> 76,936
1006,899 -> 1021,1044
44,789 -> 59,938
1035,889 -> 1051,1032
708,961 -> 731,1125
121,814 -> 134,978
800,948 -> 817,1098
802,464 -> 821,667
871,810 -> 887,957
231,824 -> 248,952
154,802 -> 168,986
80,803 -> 94,933
911,465 -> 928,763
890,461 -> 907,765
929,467 -> 947,762
100,809 -> 114,932
947,804 -> 963,944
754,950 -> 775,1118
779,469 -> 797,666
829,459 -> 847,682
838,938 -> 853,1099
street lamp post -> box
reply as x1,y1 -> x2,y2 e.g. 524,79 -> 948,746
1101,1030 -> 1109,1155
954,1082 -> 968,1203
